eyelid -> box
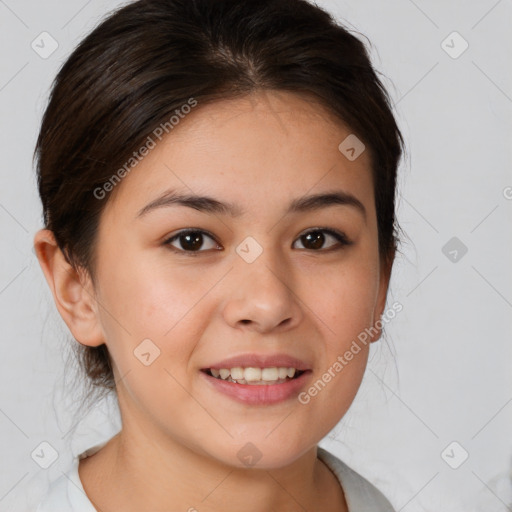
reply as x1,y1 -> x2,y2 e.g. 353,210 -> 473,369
293,227 -> 353,252
305,227 -> 352,246
163,226 -> 352,255
165,227 -> 218,241
163,227 -> 219,246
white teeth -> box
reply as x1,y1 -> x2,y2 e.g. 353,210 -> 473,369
261,367 -> 278,381
209,366 -> 301,383
244,367 -> 262,382
230,367 -> 244,380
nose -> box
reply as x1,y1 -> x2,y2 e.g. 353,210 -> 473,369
222,247 -> 304,334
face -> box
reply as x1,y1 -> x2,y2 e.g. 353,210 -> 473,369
66,90 -> 391,468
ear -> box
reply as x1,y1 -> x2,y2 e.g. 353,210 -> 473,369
369,252 -> 395,343
33,229 -> 104,347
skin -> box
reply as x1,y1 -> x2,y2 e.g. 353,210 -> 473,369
34,89 -> 393,512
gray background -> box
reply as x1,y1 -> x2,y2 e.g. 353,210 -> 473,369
1,0 -> 511,510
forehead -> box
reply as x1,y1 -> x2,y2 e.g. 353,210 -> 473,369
103,90 -> 374,222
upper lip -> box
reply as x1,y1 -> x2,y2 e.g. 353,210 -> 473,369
204,353 -> 312,371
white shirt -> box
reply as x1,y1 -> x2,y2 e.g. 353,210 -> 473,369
36,441 -> 396,511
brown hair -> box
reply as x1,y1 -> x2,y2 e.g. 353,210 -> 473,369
34,0 -> 406,401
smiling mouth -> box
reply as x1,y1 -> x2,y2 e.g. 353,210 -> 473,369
202,367 -> 307,385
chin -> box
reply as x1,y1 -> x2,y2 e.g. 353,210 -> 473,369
204,437 -> 315,471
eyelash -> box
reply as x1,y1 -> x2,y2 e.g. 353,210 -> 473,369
163,227 -> 353,257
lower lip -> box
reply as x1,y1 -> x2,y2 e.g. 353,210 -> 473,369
200,371 -> 311,405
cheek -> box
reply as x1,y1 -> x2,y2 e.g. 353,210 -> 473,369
320,262 -> 378,406
316,262 -> 379,344
96,257 -> 218,373
97,265 -> 207,418
98,253 -> 192,333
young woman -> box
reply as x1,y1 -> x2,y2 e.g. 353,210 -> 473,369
33,0 -> 405,510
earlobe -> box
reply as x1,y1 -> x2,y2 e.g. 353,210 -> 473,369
33,229 -> 105,347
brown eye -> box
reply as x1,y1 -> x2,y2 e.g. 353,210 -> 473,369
164,227 -> 351,257
293,228 -> 351,251
164,230 -> 220,254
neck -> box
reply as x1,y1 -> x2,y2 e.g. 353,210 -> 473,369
79,421 -> 346,512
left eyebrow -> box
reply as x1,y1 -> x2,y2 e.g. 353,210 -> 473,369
136,188 -> 367,223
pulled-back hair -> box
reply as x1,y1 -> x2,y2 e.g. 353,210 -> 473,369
35,0 -> 405,398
